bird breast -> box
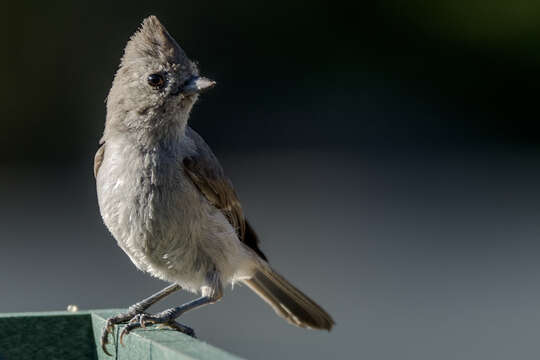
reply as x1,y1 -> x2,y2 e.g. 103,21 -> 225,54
96,138 -> 206,276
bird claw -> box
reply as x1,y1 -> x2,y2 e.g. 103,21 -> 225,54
101,319 -> 117,356
119,322 -> 138,345
119,314 -> 196,345
166,320 -> 197,338
101,309 -> 196,355
100,310 -> 148,356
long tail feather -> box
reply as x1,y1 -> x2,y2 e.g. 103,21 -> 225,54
243,267 -> 334,330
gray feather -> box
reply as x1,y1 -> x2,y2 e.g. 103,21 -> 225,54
244,267 -> 334,330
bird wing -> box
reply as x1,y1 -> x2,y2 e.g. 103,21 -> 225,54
94,143 -> 105,178
184,127 -> 267,261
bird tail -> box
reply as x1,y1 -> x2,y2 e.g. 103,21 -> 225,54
243,266 -> 334,330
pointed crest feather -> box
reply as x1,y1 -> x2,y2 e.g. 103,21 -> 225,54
122,15 -> 189,66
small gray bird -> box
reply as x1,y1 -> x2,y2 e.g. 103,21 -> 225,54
95,15 -> 334,355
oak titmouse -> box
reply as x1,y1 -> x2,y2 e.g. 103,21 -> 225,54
95,15 -> 334,356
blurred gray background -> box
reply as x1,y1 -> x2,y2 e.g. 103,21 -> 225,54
2,1 -> 540,359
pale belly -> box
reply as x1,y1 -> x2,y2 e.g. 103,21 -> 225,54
96,142 -> 255,293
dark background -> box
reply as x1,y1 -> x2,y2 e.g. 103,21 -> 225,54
2,1 -> 540,359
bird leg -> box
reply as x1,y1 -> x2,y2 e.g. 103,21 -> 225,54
101,283 -> 181,356
120,272 -> 223,344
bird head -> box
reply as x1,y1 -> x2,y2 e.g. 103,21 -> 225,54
105,16 -> 215,140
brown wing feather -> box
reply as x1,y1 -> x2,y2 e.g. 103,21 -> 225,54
184,127 -> 267,261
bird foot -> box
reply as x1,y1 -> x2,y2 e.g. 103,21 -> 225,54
100,284 -> 183,356
100,306 -> 148,356
120,311 -> 196,345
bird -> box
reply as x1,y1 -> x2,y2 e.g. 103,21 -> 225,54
94,15 -> 334,356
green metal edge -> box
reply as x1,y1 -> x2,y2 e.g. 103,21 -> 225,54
0,310 -> 244,360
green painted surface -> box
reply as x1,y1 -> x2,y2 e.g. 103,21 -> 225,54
0,310 -> 244,360
0,312 -> 96,360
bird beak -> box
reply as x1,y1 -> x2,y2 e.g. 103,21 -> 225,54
182,77 -> 216,96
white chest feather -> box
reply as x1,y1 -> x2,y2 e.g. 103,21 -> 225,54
96,138 -> 254,292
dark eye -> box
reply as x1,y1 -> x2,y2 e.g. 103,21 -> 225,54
147,73 -> 165,88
